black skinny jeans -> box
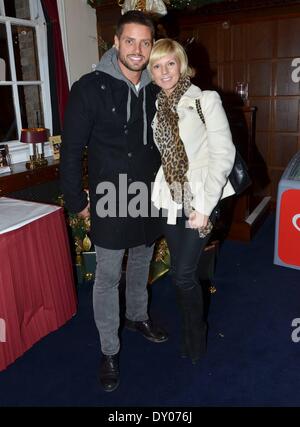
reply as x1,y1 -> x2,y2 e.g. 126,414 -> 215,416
161,211 -> 213,291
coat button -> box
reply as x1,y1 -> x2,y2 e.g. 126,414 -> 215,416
128,177 -> 133,183
100,84 -> 106,90
128,152 -> 132,158
112,107 -> 116,113
124,129 -> 128,135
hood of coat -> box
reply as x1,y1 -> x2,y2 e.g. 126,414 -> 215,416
95,47 -> 151,145
96,47 -> 151,96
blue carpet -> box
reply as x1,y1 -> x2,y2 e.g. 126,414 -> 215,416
0,214 -> 300,407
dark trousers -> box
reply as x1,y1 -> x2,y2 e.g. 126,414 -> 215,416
161,213 -> 211,290
160,210 -> 214,361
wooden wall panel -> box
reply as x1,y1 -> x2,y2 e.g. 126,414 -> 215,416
231,24 -> 246,61
272,134 -> 299,166
253,99 -> 271,131
211,63 -> 220,88
232,62 -> 247,89
220,63 -> 232,92
277,17 -> 300,57
249,62 -> 273,96
196,25 -> 219,62
217,24 -> 231,63
256,132 -> 270,163
246,21 -> 274,59
96,6 -> 120,47
274,99 -> 299,131
270,169 -> 286,198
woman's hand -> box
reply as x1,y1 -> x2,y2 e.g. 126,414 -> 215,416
188,210 -> 209,229
78,189 -> 90,219
78,203 -> 90,219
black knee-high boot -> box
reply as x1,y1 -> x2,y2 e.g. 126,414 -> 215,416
175,287 -> 189,358
176,285 -> 207,364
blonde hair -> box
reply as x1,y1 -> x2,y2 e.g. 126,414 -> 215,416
148,38 -> 195,78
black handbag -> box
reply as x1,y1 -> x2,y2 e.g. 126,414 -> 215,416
195,98 -> 252,195
229,150 -> 252,195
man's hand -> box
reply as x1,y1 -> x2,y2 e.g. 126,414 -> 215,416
188,210 -> 209,229
78,203 -> 90,219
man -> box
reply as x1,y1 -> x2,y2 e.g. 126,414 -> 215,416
60,11 -> 168,393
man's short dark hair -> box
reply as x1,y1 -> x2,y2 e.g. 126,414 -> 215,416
116,11 -> 155,40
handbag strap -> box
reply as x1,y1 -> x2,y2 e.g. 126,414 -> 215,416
195,98 -> 206,126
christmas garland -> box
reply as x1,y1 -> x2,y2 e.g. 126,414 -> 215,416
87,0 -> 227,10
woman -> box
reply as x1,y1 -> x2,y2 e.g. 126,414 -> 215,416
149,39 -> 236,363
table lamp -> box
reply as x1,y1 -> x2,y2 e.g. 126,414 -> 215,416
20,127 -> 49,169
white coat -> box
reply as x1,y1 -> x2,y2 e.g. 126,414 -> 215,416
151,84 -> 236,224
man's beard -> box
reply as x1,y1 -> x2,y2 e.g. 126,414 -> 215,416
118,54 -> 147,72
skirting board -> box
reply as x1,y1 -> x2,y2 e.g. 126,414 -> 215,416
228,196 -> 271,241
245,196 -> 272,226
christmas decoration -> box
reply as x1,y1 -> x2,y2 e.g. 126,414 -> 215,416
120,0 -> 168,15
87,0 -> 233,11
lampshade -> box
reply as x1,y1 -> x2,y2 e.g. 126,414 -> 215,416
20,128 -> 49,144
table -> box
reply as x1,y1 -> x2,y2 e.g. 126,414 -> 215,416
0,198 -> 77,371
0,158 -> 59,197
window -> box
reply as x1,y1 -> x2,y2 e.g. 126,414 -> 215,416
0,0 -> 51,163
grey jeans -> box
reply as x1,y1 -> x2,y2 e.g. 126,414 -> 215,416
93,243 -> 154,356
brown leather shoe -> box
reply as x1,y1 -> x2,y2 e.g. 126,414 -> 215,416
99,353 -> 120,392
125,318 -> 168,343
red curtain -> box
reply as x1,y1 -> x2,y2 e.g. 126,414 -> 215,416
41,0 -> 69,130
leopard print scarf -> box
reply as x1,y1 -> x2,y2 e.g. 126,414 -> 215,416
155,76 -> 213,237
155,76 -> 192,207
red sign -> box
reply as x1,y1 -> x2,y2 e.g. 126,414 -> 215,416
278,189 -> 300,267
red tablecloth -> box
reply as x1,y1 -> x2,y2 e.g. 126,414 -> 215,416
0,204 -> 77,371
